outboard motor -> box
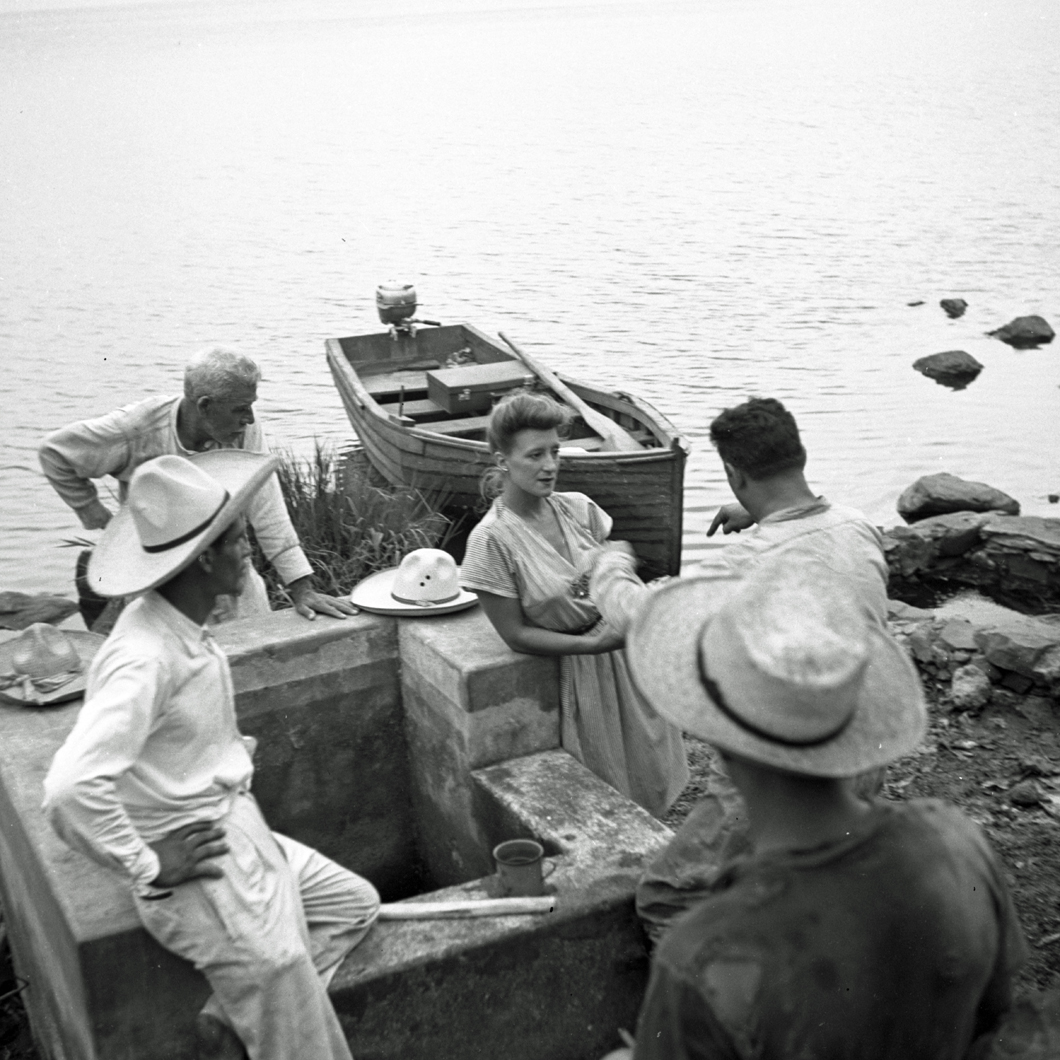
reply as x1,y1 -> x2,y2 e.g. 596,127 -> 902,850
376,283 -> 440,337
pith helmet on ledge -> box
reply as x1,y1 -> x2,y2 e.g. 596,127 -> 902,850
350,548 -> 478,617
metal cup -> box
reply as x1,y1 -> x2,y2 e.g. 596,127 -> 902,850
493,839 -> 547,897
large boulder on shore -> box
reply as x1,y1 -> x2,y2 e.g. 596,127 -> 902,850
897,472 -> 1019,523
940,298 -> 968,319
912,350 -> 983,387
987,315 -> 1055,348
0,591 -> 78,631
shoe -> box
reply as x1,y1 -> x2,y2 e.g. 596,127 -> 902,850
195,1013 -> 248,1060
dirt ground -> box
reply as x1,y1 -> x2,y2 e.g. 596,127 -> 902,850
3,686 -> 1058,1058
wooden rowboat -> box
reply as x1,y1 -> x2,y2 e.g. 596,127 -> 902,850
325,323 -> 688,580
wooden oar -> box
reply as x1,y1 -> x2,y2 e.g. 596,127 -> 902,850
378,896 -> 555,920
498,332 -> 643,453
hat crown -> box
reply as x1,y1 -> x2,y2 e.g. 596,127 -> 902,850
704,567 -> 869,746
391,549 -> 461,606
12,623 -> 81,679
128,455 -> 228,550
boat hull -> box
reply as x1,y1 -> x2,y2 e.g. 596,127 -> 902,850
326,324 -> 687,580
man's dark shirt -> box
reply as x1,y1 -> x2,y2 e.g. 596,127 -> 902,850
634,799 -> 1026,1060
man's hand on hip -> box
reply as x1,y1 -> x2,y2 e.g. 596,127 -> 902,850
286,575 -> 359,620
149,820 -> 229,887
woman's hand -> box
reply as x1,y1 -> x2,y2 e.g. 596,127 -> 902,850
587,624 -> 626,654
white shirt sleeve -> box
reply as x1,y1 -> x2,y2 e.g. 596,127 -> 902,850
240,419 -> 313,586
38,408 -> 135,513
590,548 -> 651,636
43,651 -> 168,891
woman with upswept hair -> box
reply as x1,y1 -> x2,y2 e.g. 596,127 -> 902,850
460,391 -> 688,816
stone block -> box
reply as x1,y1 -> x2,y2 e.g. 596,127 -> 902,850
397,610 -> 560,887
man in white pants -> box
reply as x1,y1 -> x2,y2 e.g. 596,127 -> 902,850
43,450 -> 379,1060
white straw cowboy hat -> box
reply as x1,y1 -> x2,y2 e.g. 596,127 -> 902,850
350,548 -> 478,616
0,623 -> 105,707
627,562 -> 926,777
88,450 -> 279,598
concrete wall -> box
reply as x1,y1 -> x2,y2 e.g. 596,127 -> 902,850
0,610 -> 407,1060
0,607 -> 668,1060
219,611 -> 420,899
335,750 -> 670,1060
397,609 -> 561,885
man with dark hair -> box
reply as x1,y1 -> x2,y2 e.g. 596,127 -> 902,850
601,562 -> 1025,1060
708,395 -> 806,479
589,396 -> 891,938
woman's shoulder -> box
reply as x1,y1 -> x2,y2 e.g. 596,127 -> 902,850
551,491 -> 594,514
466,502 -> 521,557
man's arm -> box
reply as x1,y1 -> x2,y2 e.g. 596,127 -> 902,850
707,503 -> 754,537
39,409 -> 137,528
631,961 -> 743,1060
589,543 -> 651,637
239,422 -> 356,619
43,651 -> 226,891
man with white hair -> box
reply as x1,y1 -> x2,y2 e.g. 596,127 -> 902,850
39,345 -> 355,623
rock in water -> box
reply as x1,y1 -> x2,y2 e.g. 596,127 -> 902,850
940,298 -> 968,318
912,350 -> 983,388
987,315 -> 1055,348
897,473 -> 1020,524
0,591 -> 78,630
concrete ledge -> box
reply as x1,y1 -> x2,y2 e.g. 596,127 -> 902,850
0,609 -> 666,1060
0,609 -> 408,1060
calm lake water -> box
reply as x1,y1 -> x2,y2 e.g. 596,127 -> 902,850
2,0 -> 1058,598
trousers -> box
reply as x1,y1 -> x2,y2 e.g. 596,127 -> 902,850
133,792 -> 380,1060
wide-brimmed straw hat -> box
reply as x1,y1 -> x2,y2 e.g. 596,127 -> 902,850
0,623 -> 105,707
88,450 -> 278,598
350,548 -> 478,616
626,562 -> 926,777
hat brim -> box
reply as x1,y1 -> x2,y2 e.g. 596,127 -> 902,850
0,630 -> 106,708
350,567 -> 479,617
88,449 -> 280,598
626,574 -> 927,778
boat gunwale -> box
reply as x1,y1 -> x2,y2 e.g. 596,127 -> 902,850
326,327 -> 687,460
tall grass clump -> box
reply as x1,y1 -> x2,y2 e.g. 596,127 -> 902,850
252,442 -> 450,609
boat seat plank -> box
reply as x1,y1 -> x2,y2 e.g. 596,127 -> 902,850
422,415 -> 493,437
562,436 -> 605,452
377,398 -> 448,419
365,371 -> 431,399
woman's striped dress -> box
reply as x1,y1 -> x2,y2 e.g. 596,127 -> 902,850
461,491 -> 688,817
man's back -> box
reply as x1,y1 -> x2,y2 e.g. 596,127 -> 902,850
704,499 -> 889,627
634,799 -> 1026,1060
